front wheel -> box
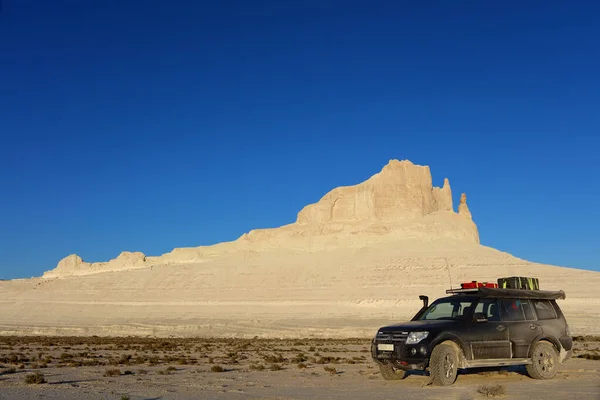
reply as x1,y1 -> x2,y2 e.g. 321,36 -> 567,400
526,341 -> 558,379
378,363 -> 406,380
429,343 -> 459,386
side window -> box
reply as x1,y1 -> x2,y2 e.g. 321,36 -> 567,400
533,300 -> 557,320
422,302 -> 454,320
500,299 -> 525,321
474,299 -> 501,321
422,301 -> 473,320
521,300 -> 535,320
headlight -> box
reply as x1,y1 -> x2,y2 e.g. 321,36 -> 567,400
406,331 -> 429,344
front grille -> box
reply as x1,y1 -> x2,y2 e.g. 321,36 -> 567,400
376,331 -> 408,342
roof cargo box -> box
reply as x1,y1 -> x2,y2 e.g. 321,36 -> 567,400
497,276 -> 539,290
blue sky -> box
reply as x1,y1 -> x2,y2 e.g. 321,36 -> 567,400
1,1 -> 598,279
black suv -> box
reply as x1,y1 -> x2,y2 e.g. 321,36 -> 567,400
371,286 -> 573,386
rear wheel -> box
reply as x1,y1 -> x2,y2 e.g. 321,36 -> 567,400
526,341 -> 558,379
378,363 -> 405,380
429,343 -> 459,386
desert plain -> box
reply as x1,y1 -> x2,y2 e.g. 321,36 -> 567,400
0,335 -> 599,400
1,159 -> 599,398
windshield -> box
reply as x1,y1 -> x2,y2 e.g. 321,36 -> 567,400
417,298 -> 475,320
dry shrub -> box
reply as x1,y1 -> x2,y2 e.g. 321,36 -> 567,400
324,366 -> 337,375
104,368 -> 121,377
263,354 -> 285,363
315,356 -> 339,364
477,384 -> 506,397
211,365 -> 224,372
269,363 -> 283,371
291,353 -> 307,363
573,335 -> 600,342
24,372 -> 46,384
576,353 -> 600,360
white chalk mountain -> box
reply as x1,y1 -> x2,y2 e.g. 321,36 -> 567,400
1,159 -> 599,338
43,159 -> 479,278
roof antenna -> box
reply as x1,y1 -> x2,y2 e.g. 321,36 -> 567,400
445,257 -> 453,289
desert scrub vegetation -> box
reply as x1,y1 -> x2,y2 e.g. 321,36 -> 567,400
269,363 -> 283,371
158,366 -> 178,375
249,363 -> 265,371
576,353 -> 600,360
477,384 -> 506,397
24,371 -> 46,384
573,335 -> 600,342
324,366 -> 337,375
104,368 -> 122,377
0,335 -> 373,374
210,365 -> 224,372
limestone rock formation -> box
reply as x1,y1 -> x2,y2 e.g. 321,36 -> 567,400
43,159 -> 480,277
458,193 -> 473,219
111,251 -> 146,267
296,160 -> 453,223
433,178 -> 453,211
43,251 -> 147,278
49,254 -> 89,277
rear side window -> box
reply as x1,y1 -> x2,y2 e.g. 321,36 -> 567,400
521,300 -> 535,320
499,299 -> 525,321
533,300 -> 557,320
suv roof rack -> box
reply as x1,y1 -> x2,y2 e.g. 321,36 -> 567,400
445,287 -> 566,300
446,288 -> 479,295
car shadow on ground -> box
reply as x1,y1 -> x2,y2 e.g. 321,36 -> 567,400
402,365 -> 529,381
463,365 -> 528,375
403,370 -> 428,379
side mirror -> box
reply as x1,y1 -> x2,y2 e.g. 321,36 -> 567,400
473,312 -> 488,323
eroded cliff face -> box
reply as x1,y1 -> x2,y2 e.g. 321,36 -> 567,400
43,251 -> 147,278
458,193 -> 473,219
296,160 -> 454,223
43,159 -> 480,278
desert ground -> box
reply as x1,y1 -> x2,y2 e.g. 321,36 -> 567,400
2,240 -> 600,338
0,336 -> 599,400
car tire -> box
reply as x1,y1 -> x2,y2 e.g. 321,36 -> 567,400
526,341 -> 558,379
378,363 -> 405,380
429,343 -> 459,386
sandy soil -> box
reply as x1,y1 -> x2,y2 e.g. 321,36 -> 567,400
3,240 -> 600,338
1,336 -> 599,400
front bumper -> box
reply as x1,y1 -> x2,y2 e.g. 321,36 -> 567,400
371,339 -> 429,370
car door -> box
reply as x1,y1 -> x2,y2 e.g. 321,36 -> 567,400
468,298 -> 512,359
499,299 -> 542,358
